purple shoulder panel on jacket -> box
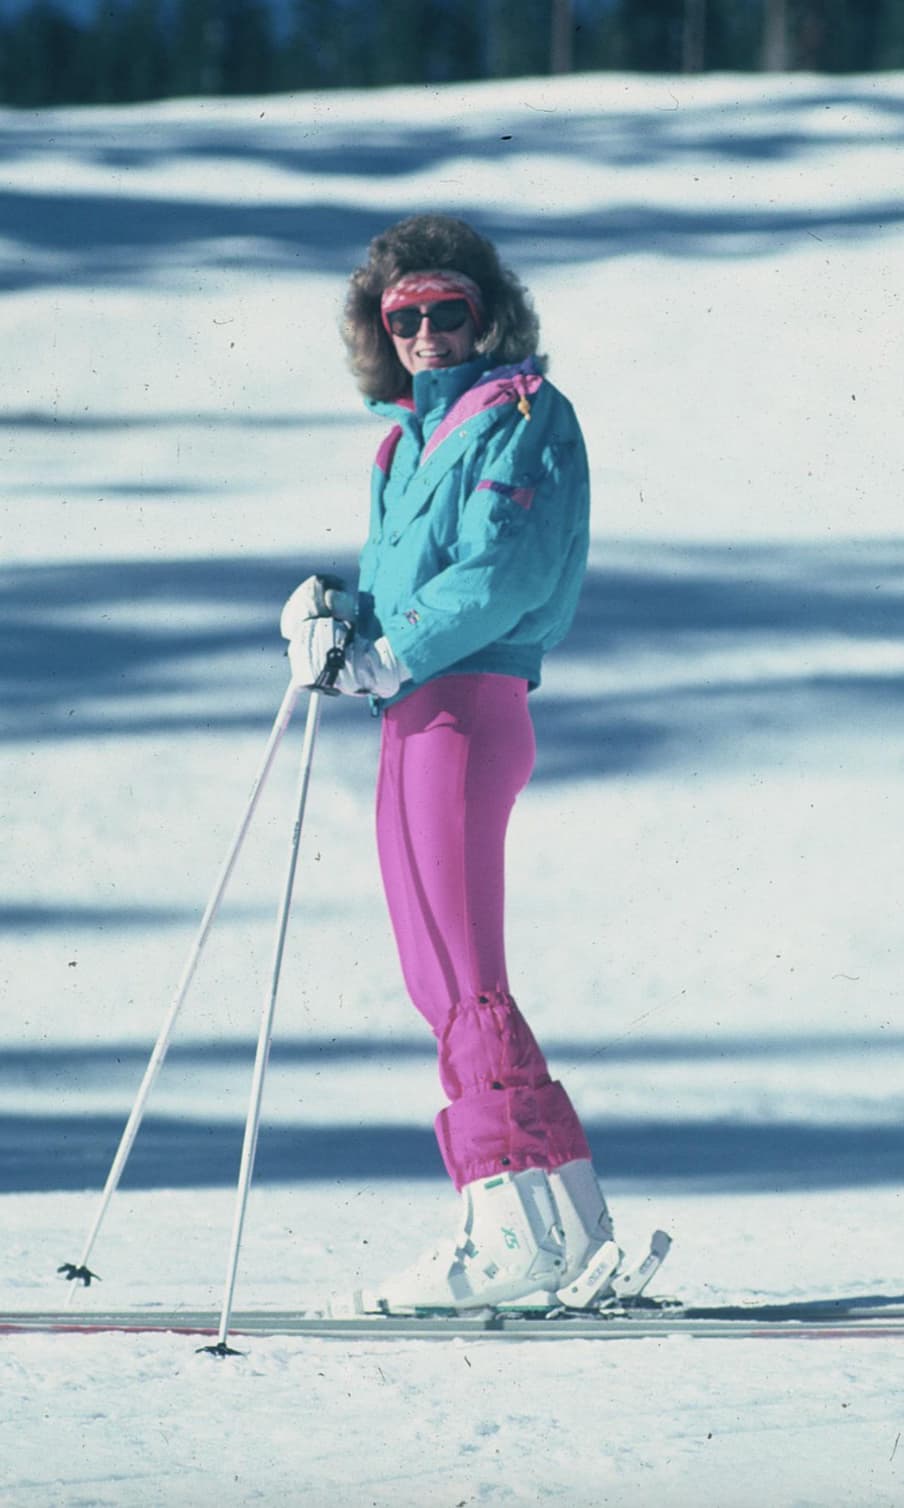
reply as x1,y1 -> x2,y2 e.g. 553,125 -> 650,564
375,424 -> 403,475
419,358 -> 544,466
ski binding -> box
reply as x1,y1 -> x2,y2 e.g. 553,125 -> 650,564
335,1228 -> 672,1320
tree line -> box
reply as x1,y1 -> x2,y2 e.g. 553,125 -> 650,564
1,0 -> 902,109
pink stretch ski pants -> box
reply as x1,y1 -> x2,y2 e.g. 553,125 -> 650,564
376,673 -> 590,1190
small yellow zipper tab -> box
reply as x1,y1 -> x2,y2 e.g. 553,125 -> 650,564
517,394 -> 532,421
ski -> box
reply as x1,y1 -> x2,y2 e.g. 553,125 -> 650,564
3,1298 -> 903,1342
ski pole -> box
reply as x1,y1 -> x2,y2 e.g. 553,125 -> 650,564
200,682 -> 329,1356
59,678 -> 303,1302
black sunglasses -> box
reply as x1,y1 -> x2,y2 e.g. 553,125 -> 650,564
386,299 -> 471,338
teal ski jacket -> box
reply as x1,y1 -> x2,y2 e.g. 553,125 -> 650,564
356,353 -> 590,709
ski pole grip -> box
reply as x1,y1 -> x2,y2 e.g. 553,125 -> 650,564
313,623 -> 353,696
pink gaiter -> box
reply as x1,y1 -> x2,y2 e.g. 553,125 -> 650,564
376,673 -> 590,1190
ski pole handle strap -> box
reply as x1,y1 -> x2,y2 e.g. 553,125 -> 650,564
313,623 -> 354,695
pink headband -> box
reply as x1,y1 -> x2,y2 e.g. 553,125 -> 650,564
380,269 -> 485,336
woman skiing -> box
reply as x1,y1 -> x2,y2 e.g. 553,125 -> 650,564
281,214 -> 619,1312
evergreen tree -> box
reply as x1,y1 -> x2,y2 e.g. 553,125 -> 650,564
281,0 -> 375,91
170,0 -> 223,95
485,0 -> 550,77
90,0 -> 170,103
372,0 -> 430,87
705,0 -> 762,71
426,0 -> 481,83
617,0 -> 684,72
876,0 -> 904,66
1,1 -> 90,106
220,0 -> 277,94
1,0 -> 902,107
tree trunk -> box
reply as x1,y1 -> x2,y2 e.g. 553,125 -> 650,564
682,0 -> 706,72
763,0 -> 789,70
550,0 -> 573,74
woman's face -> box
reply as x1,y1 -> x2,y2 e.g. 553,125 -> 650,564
388,302 -> 477,377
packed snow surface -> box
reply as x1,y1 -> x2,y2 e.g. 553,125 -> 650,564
1,70 -> 903,1507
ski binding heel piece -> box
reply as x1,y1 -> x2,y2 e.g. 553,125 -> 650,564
604,1230 -> 673,1305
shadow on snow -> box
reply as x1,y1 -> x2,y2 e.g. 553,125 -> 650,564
3,1033 -> 902,1194
2,192 -> 902,297
2,86 -> 903,180
4,1029 -> 903,1076
4,541 -> 904,782
1,1109 -> 902,1195
0,84 -> 902,292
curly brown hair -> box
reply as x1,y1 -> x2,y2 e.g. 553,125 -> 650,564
341,214 -> 547,401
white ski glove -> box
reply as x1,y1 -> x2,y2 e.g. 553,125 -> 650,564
280,575 -> 357,639
286,618 -> 411,699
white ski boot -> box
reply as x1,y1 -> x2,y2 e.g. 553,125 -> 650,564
359,1168 -> 568,1313
548,1159 -> 623,1310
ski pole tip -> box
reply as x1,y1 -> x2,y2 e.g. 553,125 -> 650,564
57,1262 -> 101,1287
197,1341 -> 246,1358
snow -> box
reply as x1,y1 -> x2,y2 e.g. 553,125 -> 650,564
2,69 -> 903,1506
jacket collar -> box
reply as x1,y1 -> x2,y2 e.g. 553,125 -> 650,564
411,353 -> 491,424
366,354 -> 542,431
366,353 -> 491,433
